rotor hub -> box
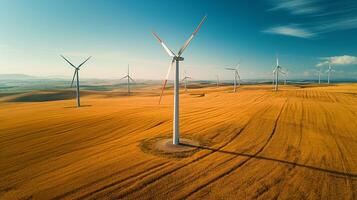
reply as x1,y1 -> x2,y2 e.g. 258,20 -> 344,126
175,56 -> 184,61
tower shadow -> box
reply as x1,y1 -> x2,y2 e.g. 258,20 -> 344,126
181,143 -> 357,178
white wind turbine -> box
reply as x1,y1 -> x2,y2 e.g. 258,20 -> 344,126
61,55 -> 91,107
120,64 -> 135,95
284,69 -> 289,85
326,62 -> 334,84
316,67 -> 322,84
152,15 -> 206,145
181,70 -> 192,92
272,55 -> 286,91
225,63 -> 241,92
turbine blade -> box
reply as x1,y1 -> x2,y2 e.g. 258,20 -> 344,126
61,55 -> 77,69
178,15 -> 207,56
70,70 -> 77,87
159,59 -> 175,104
279,69 -> 286,75
225,68 -> 236,70
129,76 -> 135,83
152,32 -> 176,57
119,75 -> 128,80
273,66 -> 278,73
236,72 -> 241,80
236,61 -> 240,69
78,56 -> 91,68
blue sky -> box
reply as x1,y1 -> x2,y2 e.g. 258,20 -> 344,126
0,0 -> 357,80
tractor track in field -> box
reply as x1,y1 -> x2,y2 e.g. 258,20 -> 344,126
111,123 -> 250,199
1,116 -> 161,176
149,101 -> 279,197
321,103 -> 356,199
0,110 -> 127,144
274,99 -> 304,199
55,98 -> 264,199
71,161 -> 173,200
111,95 -> 274,199
2,87 -> 357,200
52,118 -> 171,199
180,98 -> 287,199
51,159 -> 151,199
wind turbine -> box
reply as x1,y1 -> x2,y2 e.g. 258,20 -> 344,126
61,55 -> 91,107
316,68 -> 322,84
152,15 -> 206,145
326,62 -> 334,84
181,71 -> 192,92
284,69 -> 289,85
120,64 -> 135,95
272,55 -> 286,91
225,63 -> 241,92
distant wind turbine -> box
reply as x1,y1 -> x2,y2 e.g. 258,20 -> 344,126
272,55 -> 286,91
326,62 -> 334,84
316,68 -> 322,84
120,64 -> 135,95
284,69 -> 289,85
225,63 -> 241,92
61,55 -> 91,107
152,15 -> 206,145
216,75 -> 219,87
181,71 -> 192,92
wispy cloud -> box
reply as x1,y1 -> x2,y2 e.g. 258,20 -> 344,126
268,0 -> 323,15
262,24 -> 315,38
265,0 -> 357,38
316,17 -> 357,33
316,55 -> 357,67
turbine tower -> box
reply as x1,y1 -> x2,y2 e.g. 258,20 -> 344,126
120,64 -> 135,95
317,68 -> 321,84
216,75 -> 219,87
225,63 -> 241,92
152,15 -> 206,145
61,55 -> 91,107
272,55 -> 286,91
181,71 -> 192,92
284,69 -> 289,85
327,62 -> 334,84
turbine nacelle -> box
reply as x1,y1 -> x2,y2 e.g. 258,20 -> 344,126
174,56 -> 184,61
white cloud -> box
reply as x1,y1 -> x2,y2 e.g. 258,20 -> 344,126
268,0 -> 323,15
262,24 -> 315,38
316,55 -> 357,67
316,17 -> 357,33
266,0 -> 357,38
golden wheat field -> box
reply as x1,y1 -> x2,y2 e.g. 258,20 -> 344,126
1,84 -> 357,199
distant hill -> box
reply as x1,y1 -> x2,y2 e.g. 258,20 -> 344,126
0,74 -> 38,80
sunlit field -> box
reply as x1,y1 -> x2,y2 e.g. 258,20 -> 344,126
1,84 -> 356,199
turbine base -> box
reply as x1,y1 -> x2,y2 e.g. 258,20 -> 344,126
139,137 -> 202,158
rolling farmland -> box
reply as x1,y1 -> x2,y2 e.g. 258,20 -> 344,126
1,84 -> 357,199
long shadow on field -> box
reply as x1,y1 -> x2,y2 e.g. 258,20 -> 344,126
181,143 -> 357,179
